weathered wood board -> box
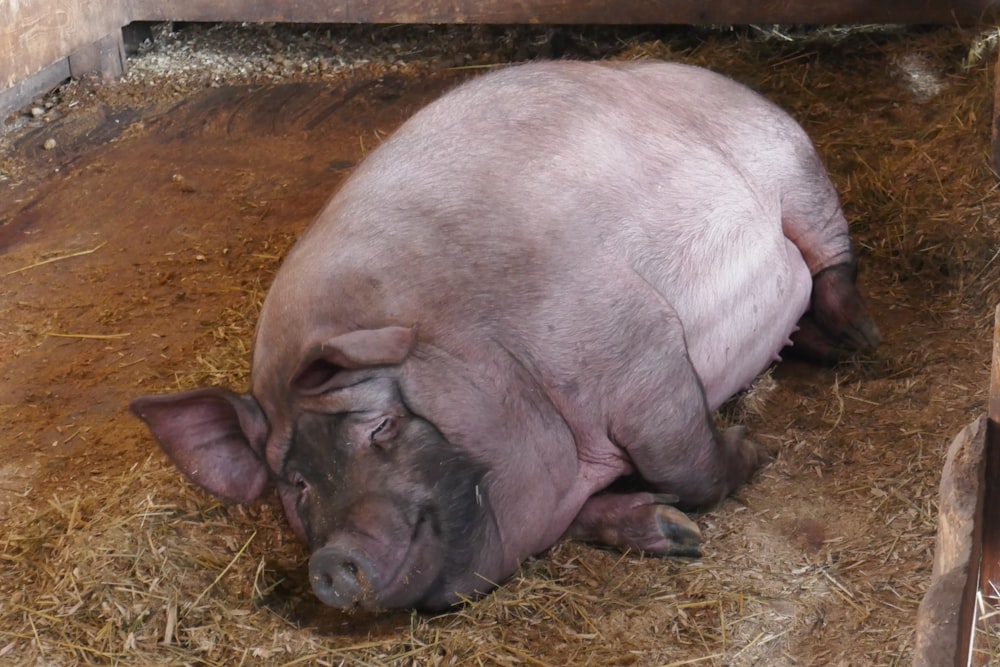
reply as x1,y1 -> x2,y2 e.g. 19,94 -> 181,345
0,0 -> 125,100
915,305 -> 1000,666
914,416 -> 985,666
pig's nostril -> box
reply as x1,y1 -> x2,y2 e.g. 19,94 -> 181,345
317,560 -> 357,589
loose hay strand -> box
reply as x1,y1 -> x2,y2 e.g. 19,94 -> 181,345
47,332 -> 131,340
3,240 -> 107,276
185,530 -> 257,614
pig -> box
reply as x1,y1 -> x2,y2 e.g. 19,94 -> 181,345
131,60 -> 879,611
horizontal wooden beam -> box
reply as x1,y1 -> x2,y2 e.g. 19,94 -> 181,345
130,0 -> 1000,26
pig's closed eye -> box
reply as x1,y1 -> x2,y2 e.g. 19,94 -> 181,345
293,360 -> 342,392
369,416 -> 397,448
289,472 -> 309,504
371,418 -> 390,441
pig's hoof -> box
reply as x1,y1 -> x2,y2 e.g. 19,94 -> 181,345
651,503 -> 703,558
721,425 -> 772,472
791,263 -> 879,363
788,313 -> 878,363
566,492 -> 703,557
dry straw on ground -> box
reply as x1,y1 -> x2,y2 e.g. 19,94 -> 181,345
2,22 -> 1000,666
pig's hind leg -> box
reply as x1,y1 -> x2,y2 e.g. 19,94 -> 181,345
789,262 -> 880,362
780,153 -> 880,361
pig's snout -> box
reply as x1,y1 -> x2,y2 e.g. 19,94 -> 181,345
308,540 -> 378,609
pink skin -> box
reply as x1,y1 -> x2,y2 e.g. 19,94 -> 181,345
131,60 -> 878,611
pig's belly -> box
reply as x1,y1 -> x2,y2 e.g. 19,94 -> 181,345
677,238 -> 812,410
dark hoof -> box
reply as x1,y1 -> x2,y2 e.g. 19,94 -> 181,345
721,425 -> 773,472
566,493 -> 704,557
790,263 -> 879,363
653,504 -> 703,558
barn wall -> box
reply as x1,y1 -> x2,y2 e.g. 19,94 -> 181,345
3,0 -> 1000,120
1,0 -> 126,91
129,0 -> 1000,26
1,0 -> 126,118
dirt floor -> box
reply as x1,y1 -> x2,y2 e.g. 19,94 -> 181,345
1,22 -> 1000,667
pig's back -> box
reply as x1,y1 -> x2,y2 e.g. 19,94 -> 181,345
272,62 -> 815,405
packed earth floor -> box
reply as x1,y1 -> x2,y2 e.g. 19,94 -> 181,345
1,22 -> 999,667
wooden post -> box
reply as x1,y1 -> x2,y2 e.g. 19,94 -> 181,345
914,305 -> 1000,666
993,46 -> 1000,174
969,305 -> 1000,663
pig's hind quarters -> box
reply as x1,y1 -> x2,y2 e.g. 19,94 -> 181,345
788,262 -> 881,363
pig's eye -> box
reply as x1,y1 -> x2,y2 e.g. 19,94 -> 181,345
370,417 -> 392,445
291,475 -> 309,506
288,472 -> 307,492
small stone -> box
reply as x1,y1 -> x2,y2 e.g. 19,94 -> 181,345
30,107 -> 44,118
43,138 -> 56,150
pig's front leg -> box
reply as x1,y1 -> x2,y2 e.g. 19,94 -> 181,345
605,315 -> 770,511
566,426 -> 766,556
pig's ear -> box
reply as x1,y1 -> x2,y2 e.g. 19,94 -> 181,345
322,326 -> 416,367
130,387 -> 270,504
295,326 -> 415,389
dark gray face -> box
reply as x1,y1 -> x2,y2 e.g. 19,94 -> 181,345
273,404 -> 493,610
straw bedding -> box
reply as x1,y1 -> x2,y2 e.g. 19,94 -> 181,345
1,22 -> 999,666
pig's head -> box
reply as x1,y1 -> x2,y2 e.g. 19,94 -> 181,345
130,325 -> 502,611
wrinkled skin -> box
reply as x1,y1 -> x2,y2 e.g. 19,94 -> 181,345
131,61 -> 879,611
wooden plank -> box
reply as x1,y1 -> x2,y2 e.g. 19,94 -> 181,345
991,304 -> 1000,424
970,304 -> 1000,664
913,417 -> 987,667
993,46 -> 1000,174
916,306 -> 1000,666
131,0 -> 1000,25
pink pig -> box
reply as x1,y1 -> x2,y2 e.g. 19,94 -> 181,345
132,61 -> 878,611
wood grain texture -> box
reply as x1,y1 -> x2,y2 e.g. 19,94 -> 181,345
973,305 -> 1000,665
914,417 -> 986,667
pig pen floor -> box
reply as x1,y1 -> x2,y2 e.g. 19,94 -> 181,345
1,24 -> 998,667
